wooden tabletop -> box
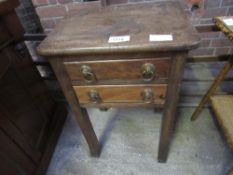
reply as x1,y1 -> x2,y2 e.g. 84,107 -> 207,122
38,1 -> 200,57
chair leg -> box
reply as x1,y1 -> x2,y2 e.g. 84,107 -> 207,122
191,57 -> 233,121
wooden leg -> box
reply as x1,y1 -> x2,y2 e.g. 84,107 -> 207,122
158,53 -> 186,163
49,58 -> 101,157
191,57 -> 233,121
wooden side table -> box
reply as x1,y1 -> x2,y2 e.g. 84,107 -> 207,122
38,1 -> 200,162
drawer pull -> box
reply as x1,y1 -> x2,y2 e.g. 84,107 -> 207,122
88,89 -> 101,103
142,63 -> 155,81
141,89 -> 154,103
81,65 -> 96,82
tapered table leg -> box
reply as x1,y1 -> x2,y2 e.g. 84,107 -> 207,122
49,58 -> 101,157
158,52 -> 186,162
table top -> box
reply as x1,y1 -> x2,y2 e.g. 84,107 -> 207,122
38,1 -> 200,57
214,16 -> 233,43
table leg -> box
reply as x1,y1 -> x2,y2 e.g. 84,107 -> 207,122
49,58 -> 101,157
158,53 -> 186,163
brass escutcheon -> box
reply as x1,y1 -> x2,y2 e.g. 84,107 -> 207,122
80,65 -> 96,82
88,89 -> 101,103
141,88 -> 154,103
141,63 -> 156,82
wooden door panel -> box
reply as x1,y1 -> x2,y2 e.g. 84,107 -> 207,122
0,130 -> 36,175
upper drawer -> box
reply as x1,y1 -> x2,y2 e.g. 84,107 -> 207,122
64,58 -> 170,83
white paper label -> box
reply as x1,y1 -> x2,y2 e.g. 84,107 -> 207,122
108,35 -> 130,43
223,18 -> 233,26
149,34 -> 173,42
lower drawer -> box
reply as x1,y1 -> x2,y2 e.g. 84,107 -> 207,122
73,84 -> 167,104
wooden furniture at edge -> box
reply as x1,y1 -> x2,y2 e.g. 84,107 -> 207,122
38,1 -> 200,162
191,16 -> 233,175
0,0 -> 67,175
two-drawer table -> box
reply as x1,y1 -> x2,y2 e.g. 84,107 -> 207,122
38,1 -> 200,162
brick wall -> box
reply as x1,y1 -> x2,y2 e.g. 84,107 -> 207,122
16,0 -> 43,33
32,0 -> 233,56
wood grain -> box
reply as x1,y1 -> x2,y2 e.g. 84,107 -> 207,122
49,57 -> 101,157
0,2 -> 67,174
64,58 -> 170,83
158,52 -> 187,162
37,1 -> 199,56
74,84 -> 167,104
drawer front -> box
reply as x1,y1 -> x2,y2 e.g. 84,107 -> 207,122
64,58 -> 170,83
73,84 -> 167,104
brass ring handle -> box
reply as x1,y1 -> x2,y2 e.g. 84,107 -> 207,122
141,89 -> 154,103
81,65 -> 96,82
141,63 -> 156,82
88,89 -> 101,103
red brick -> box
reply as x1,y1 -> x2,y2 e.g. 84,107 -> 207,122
203,8 -> 227,18
44,29 -> 53,34
211,39 -> 233,47
109,0 -> 128,5
54,18 -> 63,25
205,0 -> 221,8
184,9 -> 192,18
67,1 -> 101,12
32,0 -> 38,5
228,7 -> 233,16
33,0 -> 49,6
57,0 -> 73,4
40,18 -> 56,29
221,0 -> 233,7
219,32 -> 228,39
199,32 -> 220,39
214,47 -> 229,55
49,0 -> 57,4
200,18 -> 213,24
36,5 -> 66,18
200,39 -> 211,48
189,48 -> 214,56
177,0 -> 189,9
229,48 -> 233,54
129,0 -> 144,3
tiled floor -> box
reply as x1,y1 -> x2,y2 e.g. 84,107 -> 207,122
46,108 -> 233,175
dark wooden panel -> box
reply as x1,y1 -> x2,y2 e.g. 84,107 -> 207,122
74,84 -> 166,104
0,66 -> 46,148
0,20 -> 11,45
0,105 -> 41,164
0,155 -> 21,175
0,1 -> 67,174
0,129 -> 36,175
2,45 -> 57,151
0,50 -> 11,79
64,58 -> 170,82
0,0 -> 19,14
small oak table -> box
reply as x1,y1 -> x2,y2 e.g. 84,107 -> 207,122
38,1 -> 200,162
